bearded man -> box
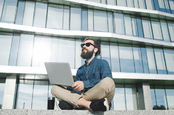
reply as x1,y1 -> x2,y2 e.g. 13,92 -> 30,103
51,38 -> 115,111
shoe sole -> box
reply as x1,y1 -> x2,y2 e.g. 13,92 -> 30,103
104,98 -> 109,111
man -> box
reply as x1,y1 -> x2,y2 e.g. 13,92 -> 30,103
51,38 -> 115,111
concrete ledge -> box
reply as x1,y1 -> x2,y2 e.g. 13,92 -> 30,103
0,109 -> 174,115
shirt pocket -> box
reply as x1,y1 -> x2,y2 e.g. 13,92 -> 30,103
92,69 -> 100,79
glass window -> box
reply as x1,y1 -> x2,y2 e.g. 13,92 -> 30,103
124,15 -> 133,36
0,0 -> 4,18
110,43 -> 120,72
139,0 -> 146,9
88,0 -> 100,3
151,85 -> 168,110
63,6 -> 70,30
0,79 -> 5,109
119,44 -> 134,73
47,4 -> 63,29
101,0 -> 106,4
32,36 -> 52,67
94,10 -> 108,32
141,47 -> 149,73
117,0 -> 126,7
0,33 -> 12,65
164,49 -> 174,74
133,46 -> 143,73
15,1 -> 25,24
16,78 -> 34,109
168,22 -> 174,41
151,20 -> 163,40
132,17 -> 138,37
160,20 -> 170,42
82,8 -> 88,31
125,85 -> 138,110
58,38 -> 75,68
32,80 -> 49,110
154,48 -> 167,74
107,0 -> 116,5
1,0 -> 17,23
108,12 -> 113,33
146,0 -> 154,10
142,18 -> 153,39
164,0 -> 171,13
50,38 -> 59,62
23,1 -> 35,26
137,18 -> 144,37
114,84 -> 138,110
169,0 -> 174,14
153,0 -> 160,11
33,2 -> 47,28
70,7 -> 81,30
158,0 -> 166,12
127,0 -> 134,7
17,34 -> 34,66
75,39 -> 83,69
146,47 -> 157,73
9,34 -> 20,66
114,85 -> 126,110
114,12 -> 125,35
166,86 -> 174,110
134,0 -> 139,8
88,9 -> 94,31
101,42 -> 111,66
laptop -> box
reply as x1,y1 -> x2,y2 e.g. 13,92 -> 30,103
45,62 -> 74,86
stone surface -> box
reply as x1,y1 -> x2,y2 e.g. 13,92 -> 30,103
0,109 -> 174,115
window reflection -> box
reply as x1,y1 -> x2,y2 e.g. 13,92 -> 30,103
33,2 -> 47,28
1,0 -> 17,23
114,84 -> 138,110
16,75 -> 52,110
0,79 -> 5,109
0,33 -> 12,65
70,7 -> 81,30
94,10 -> 108,32
151,84 -> 174,110
32,80 -> 49,110
119,44 -> 134,72
32,36 -> 52,67
47,4 -> 63,29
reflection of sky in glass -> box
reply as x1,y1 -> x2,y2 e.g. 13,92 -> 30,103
114,85 -> 138,110
114,86 -> 126,110
0,83 -> 5,108
16,84 -> 33,109
32,83 -> 48,110
16,78 -> 51,110
166,87 -> 174,110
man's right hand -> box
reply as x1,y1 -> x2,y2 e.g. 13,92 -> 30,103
72,81 -> 84,91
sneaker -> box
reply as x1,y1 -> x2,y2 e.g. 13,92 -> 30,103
90,98 -> 109,111
58,100 -> 73,110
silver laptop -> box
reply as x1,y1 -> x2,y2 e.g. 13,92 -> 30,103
45,62 -> 74,86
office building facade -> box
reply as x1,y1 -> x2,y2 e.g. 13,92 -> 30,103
0,0 -> 174,110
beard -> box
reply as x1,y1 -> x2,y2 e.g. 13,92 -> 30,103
81,48 -> 94,59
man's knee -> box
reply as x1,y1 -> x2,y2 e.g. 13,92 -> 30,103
100,77 -> 115,90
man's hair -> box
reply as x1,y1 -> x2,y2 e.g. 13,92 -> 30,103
84,37 -> 101,56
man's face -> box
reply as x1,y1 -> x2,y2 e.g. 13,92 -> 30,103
80,40 -> 95,59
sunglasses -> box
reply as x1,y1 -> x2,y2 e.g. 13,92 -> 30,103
81,42 -> 96,48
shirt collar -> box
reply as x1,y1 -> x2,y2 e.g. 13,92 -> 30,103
85,56 -> 97,66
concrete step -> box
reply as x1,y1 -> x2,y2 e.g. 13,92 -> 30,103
0,109 -> 174,115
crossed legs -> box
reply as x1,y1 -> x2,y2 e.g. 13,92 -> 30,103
51,77 -> 115,110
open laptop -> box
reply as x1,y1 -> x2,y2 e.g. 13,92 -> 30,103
45,62 -> 74,86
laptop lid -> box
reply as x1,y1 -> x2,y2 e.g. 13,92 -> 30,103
45,62 -> 74,86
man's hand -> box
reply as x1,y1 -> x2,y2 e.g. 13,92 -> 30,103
72,81 -> 84,91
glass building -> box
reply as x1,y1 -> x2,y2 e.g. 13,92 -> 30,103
0,0 -> 174,110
